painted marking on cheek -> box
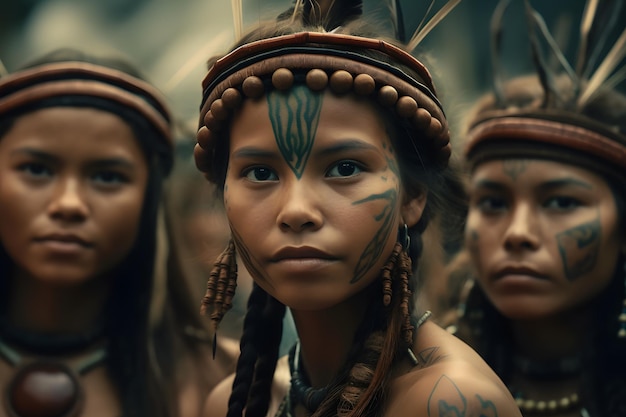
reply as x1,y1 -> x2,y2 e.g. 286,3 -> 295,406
350,188 -> 398,283
266,85 -> 323,179
502,160 -> 529,181
556,217 -> 601,281
231,227 -> 270,284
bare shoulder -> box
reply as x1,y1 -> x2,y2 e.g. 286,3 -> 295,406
385,321 -> 521,417
203,355 -> 291,417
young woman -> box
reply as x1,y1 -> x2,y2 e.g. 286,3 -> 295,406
0,48 -> 216,417
196,3 -> 521,417
456,2 -> 626,415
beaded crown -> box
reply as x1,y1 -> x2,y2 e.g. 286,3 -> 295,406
194,0 -> 462,183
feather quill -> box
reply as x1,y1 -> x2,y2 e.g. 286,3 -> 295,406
383,0 -> 406,42
580,0 -> 624,79
529,9 -> 577,85
490,0 -> 510,106
290,0 -> 306,24
231,0 -> 244,40
575,0 -> 599,76
578,27 -> 626,106
407,0 -> 462,53
524,0 -> 556,107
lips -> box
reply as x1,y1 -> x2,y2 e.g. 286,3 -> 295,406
493,265 -> 547,280
271,246 -> 336,262
35,233 -> 93,248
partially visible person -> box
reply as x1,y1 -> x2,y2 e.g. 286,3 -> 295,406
196,2 -> 521,417
454,1 -> 626,415
0,48 -> 215,417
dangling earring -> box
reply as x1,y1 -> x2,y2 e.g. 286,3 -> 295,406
200,239 -> 238,356
618,260 -> 626,339
381,225 -> 410,307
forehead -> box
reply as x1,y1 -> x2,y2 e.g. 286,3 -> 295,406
470,158 -> 607,188
229,89 -> 388,147
2,107 -> 138,149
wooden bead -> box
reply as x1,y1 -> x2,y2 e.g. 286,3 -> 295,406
396,96 -> 418,118
306,69 -> 328,91
378,85 -> 398,106
194,143 -> 212,172
412,108 -> 432,130
203,111 -> 221,131
242,76 -> 264,98
353,74 -> 375,95
426,118 -> 443,138
210,99 -> 229,121
221,88 -> 242,109
272,68 -> 294,90
196,126 -> 216,150
329,70 -> 353,94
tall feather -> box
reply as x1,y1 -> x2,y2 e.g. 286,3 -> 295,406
303,0 -> 362,31
578,26 -> 626,106
382,0 -> 406,42
524,0 -> 558,107
490,0 -> 511,106
575,0 -> 599,76
578,0 -> 624,79
231,0 -> 244,40
529,8 -> 577,87
290,0 -> 306,24
406,0 -> 462,53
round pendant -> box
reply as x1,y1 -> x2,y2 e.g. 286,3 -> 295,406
6,361 -> 83,417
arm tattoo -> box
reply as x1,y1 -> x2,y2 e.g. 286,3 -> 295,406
556,216 -> 600,281
266,86 -> 323,179
427,375 -> 499,417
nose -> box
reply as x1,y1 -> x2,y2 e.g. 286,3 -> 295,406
47,178 -> 89,222
276,180 -> 323,233
503,203 -> 540,252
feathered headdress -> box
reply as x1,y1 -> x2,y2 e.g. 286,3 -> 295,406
194,0 -> 461,184
465,0 -> 626,178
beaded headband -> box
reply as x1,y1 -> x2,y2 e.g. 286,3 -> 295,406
0,61 -> 173,147
194,31 -> 452,182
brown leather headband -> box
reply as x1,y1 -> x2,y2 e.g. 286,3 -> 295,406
465,116 -> 626,178
0,61 -> 172,147
195,32 -> 451,182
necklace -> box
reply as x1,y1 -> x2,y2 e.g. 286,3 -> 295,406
287,311 -> 433,414
512,391 -> 581,414
0,337 -> 107,417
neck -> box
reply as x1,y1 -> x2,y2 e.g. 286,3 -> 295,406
509,306 -> 593,360
6,270 -> 111,338
290,287 -> 372,388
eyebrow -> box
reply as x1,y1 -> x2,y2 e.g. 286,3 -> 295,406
11,148 -> 137,170
473,179 -> 507,191
231,147 -> 279,160
314,139 -> 379,157
538,178 -> 593,191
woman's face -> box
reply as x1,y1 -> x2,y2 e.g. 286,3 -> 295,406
465,158 -> 624,319
224,87 -> 423,311
0,107 -> 149,285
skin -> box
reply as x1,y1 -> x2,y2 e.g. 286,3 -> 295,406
204,88 -> 521,417
465,158 -> 623,321
0,106 -> 149,416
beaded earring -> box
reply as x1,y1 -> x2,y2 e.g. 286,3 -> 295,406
200,239 -> 238,356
